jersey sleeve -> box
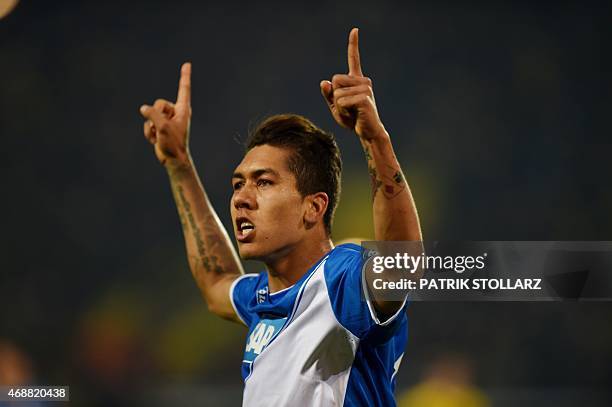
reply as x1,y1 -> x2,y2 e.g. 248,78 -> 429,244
229,273 -> 260,327
324,244 -> 408,340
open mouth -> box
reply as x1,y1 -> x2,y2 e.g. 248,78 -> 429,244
236,217 -> 255,242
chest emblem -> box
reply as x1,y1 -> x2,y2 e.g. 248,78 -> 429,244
244,317 -> 287,359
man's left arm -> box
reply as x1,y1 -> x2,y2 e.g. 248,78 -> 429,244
321,28 -> 423,317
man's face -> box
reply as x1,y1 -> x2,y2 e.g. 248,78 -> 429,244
230,145 -> 307,261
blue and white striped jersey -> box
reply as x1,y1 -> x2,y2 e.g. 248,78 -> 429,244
230,243 -> 408,406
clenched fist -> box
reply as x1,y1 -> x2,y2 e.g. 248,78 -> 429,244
320,28 -> 388,142
139,62 -> 192,167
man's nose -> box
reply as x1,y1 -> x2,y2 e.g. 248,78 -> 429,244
233,185 -> 256,210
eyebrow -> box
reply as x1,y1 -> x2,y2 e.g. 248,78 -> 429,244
232,168 -> 280,180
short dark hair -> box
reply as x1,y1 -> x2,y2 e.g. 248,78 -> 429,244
246,114 -> 342,235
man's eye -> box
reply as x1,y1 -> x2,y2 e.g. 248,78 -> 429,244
257,179 -> 272,187
233,181 -> 244,190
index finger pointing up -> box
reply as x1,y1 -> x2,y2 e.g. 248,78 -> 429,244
177,62 -> 191,106
347,28 -> 363,77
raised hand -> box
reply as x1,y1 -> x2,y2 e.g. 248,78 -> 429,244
140,62 -> 192,167
320,28 -> 387,141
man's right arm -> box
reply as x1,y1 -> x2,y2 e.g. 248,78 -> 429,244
167,160 -> 244,322
139,63 -> 244,323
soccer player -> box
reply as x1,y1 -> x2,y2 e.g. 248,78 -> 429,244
139,28 -> 422,406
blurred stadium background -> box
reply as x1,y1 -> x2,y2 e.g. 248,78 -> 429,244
0,0 -> 611,405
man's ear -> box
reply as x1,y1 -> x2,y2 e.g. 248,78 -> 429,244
303,192 -> 329,229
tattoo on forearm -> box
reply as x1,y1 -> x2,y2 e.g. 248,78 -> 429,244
173,182 -> 224,275
177,201 -> 188,230
393,171 -> 404,185
363,143 -> 406,200
380,167 -> 406,199
364,145 -> 381,197
368,164 -> 383,197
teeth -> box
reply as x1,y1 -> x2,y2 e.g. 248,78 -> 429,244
240,221 -> 254,231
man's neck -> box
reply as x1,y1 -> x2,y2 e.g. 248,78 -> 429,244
266,237 -> 334,293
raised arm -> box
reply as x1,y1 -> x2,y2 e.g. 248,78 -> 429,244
139,63 -> 243,322
320,29 -> 423,315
